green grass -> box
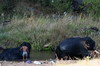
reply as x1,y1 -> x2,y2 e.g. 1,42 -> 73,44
84,0 -> 100,18
0,15 -> 100,50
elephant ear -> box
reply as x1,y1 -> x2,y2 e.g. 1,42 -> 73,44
81,41 -> 89,49
83,37 -> 96,50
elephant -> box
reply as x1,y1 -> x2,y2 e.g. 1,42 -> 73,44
0,42 -> 31,61
55,37 -> 99,60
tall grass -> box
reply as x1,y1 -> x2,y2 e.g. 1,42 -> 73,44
0,15 -> 100,50
84,0 -> 100,17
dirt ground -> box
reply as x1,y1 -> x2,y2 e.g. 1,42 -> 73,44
0,61 -> 54,66
0,59 -> 100,66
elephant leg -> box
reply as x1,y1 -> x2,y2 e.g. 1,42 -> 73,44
55,52 -> 66,60
55,53 -> 62,60
80,50 -> 91,59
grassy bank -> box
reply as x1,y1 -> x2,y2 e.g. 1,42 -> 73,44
0,15 -> 100,50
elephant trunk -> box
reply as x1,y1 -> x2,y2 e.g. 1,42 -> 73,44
91,50 -> 100,57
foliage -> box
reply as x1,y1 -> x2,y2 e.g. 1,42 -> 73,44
0,15 -> 100,50
0,0 -> 99,19
0,0 -> 18,19
0,0 -> 99,50
84,0 -> 100,17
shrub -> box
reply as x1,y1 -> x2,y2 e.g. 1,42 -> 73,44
84,0 -> 100,17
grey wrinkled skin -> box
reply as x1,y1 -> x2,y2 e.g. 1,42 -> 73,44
55,37 -> 96,60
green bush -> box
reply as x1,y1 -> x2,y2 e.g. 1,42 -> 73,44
28,0 -> 72,13
84,0 -> 100,17
0,0 -> 18,20
50,0 -> 72,13
0,0 -> 99,18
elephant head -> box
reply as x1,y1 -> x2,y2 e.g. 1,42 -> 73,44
83,37 -> 100,57
83,37 -> 96,51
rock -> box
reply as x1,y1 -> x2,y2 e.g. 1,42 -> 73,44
33,61 -> 42,64
48,59 -> 56,64
89,27 -> 99,32
43,44 -> 50,48
25,60 -> 32,64
49,61 -> 55,64
3,20 -> 11,26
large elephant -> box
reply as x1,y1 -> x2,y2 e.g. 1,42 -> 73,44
0,42 -> 31,61
55,37 -> 99,60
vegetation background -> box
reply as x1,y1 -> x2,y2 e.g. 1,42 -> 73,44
0,0 -> 100,51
